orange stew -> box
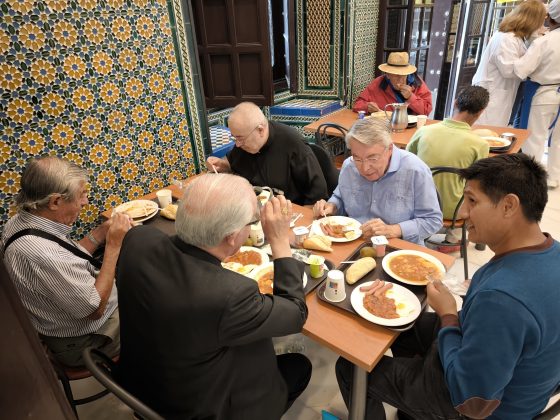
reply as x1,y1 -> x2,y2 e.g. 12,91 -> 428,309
257,269 -> 273,294
363,294 -> 399,319
388,255 -> 440,283
224,250 -> 262,266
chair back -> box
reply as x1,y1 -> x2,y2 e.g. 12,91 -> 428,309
430,166 -> 464,227
534,385 -> 560,419
314,123 -> 348,159
428,166 -> 469,280
307,142 -> 339,196
82,347 -> 164,420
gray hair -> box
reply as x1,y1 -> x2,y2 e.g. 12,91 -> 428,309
15,156 -> 88,212
345,118 -> 393,149
175,173 -> 255,248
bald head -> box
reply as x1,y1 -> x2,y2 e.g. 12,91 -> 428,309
175,173 -> 257,248
227,102 -> 269,154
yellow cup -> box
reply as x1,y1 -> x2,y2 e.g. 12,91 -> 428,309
308,255 -> 325,278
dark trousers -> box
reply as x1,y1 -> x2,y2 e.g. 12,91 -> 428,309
336,312 -> 464,420
277,353 -> 312,412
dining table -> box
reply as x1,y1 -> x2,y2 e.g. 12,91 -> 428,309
102,182 -> 456,420
303,108 -> 530,156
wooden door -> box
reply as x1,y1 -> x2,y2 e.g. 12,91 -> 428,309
192,0 -> 273,108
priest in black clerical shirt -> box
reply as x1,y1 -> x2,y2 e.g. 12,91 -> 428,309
206,102 -> 329,205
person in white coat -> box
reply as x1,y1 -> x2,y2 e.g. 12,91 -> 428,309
472,0 -> 547,126
514,0 -> 560,188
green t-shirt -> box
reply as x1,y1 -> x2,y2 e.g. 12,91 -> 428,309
406,119 -> 489,219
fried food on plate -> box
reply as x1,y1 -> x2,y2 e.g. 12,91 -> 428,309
117,200 -> 158,219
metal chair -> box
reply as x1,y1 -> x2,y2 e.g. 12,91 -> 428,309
535,386 -> 560,419
82,347 -> 164,420
314,123 -> 349,161
44,344 -> 111,416
307,142 -> 340,196
425,166 -> 469,280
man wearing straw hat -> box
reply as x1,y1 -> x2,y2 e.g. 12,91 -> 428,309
353,51 -> 433,116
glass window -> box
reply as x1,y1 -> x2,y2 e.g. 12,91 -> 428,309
411,8 -> 421,49
418,49 -> 427,77
465,37 -> 481,67
421,7 -> 431,47
386,9 -> 408,49
388,0 -> 408,6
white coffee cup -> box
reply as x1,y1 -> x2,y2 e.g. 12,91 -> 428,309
156,189 -> 172,208
249,222 -> 265,247
416,115 -> 427,128
323,270 -> 346,302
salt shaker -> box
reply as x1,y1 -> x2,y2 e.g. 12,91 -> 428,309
358,110 -> 366,120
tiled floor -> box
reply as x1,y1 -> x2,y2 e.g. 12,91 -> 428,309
74,186 -> 560,420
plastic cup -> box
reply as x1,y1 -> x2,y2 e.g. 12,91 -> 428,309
293,226 -> 309,247
308,255 -> 325,278
323,270 -> 346,302
416,115 -> 427,128
249,222 -> 265,247
371,235 -> 389,257
156,189 -> 172,208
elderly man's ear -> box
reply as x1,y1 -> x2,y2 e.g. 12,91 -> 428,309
48,194 -> 64,210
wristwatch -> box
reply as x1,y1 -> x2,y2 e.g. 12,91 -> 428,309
86,232 -> 101,247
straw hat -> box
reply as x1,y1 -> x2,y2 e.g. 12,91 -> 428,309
378,52 -> 417,76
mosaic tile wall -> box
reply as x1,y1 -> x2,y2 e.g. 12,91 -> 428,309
297,0 -> 343,97
0,0 -> 196,235
347,0 -> 380,107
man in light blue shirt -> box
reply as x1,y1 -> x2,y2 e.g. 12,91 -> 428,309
313,118 -> 442,245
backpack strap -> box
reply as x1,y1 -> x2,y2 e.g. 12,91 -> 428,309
4,228 -> 102,269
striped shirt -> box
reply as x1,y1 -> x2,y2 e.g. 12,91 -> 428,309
1,211 -> 118,337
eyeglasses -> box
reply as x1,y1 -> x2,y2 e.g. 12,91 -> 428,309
245,198 -> 263,226
351,150 -> 388,166
230,124 -> 261,144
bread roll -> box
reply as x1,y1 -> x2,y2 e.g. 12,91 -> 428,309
160,203 -> 178,220
346,257 -> 377,284
302,235 -> 333,252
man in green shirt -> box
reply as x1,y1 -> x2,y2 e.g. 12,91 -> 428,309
407,86 -> 490,219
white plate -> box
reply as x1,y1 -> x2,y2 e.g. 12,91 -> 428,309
311,216 -> 362,243
250,262 -> 308,291
114,199 -> 159,222
222,246 -> 270,276
482,136 -> 511,149
350,280 -> 421,327
382,250 -> 446,286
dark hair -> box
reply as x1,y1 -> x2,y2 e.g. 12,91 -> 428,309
459,154 -> 548,222
455,86 -> 490,114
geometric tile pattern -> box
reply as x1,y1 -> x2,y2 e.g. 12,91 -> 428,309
0,0 -> 195,235
305,0 -> 331,86
269,98 -> 342,117
297,0 -> 342,97
208,125 -> 233,158
347,0 -> 380,107
169,0 -> 207,171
